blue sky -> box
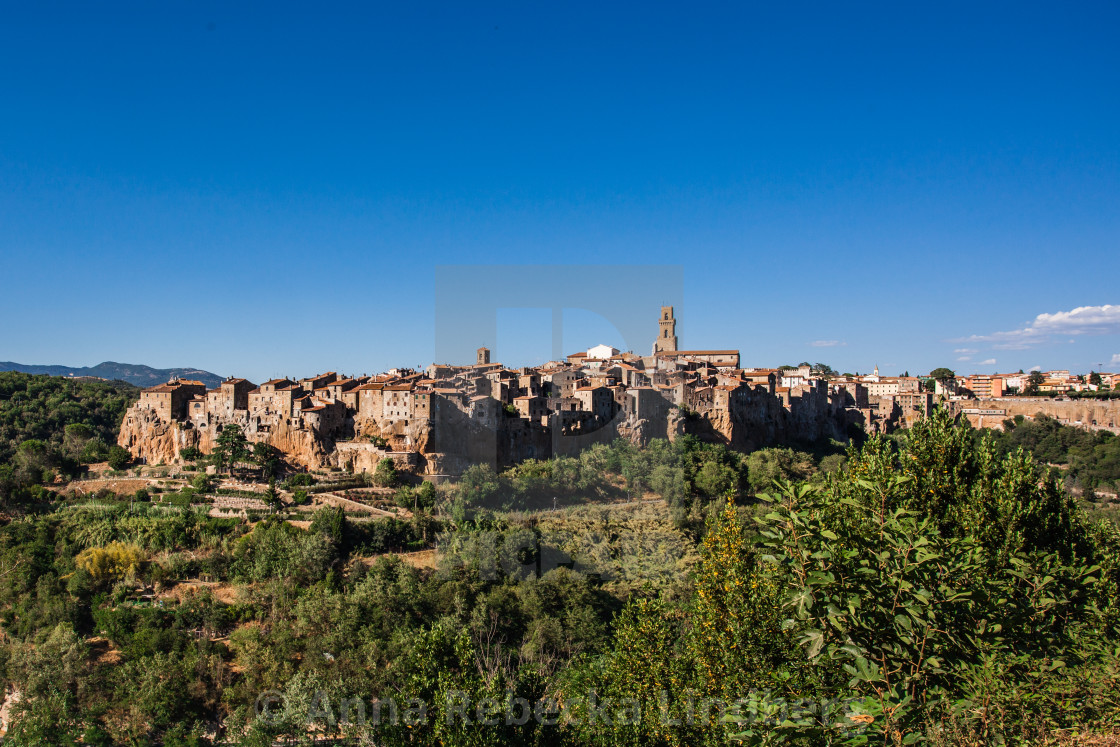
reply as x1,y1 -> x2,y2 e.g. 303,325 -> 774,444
1,2 -> 1118,383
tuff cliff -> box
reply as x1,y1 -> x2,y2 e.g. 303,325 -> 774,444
117,406 -> 331,468
118,381 -> 854,476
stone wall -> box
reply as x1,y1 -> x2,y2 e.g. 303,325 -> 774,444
951,398 -> 1120,433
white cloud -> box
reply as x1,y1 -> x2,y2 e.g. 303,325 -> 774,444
979,358 -> 997,366
1112,353 -> 1120,366
956,356 -> 972,362
954,348 -> 978,354
1029,365 -> 1042,372
957,304 -> 1120,350
809,340 -> 845,347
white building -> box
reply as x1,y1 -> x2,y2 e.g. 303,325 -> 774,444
586,344 -> 620,360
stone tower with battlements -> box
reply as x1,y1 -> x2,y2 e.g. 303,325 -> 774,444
653,306 -> 678,354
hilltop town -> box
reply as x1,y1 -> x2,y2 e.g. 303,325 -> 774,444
117,307 -> 1120,479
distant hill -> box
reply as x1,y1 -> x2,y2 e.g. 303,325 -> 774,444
0,361 -> 224,389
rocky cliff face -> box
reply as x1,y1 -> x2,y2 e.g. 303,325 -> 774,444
355,417 -> 432,454
117,406 -> 186,466
952,398 -> 1120,433
119,384 -> 854,476
118,406 -> 331,468
619,388 -> 844,452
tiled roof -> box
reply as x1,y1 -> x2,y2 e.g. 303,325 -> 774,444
262,378 -> 293,387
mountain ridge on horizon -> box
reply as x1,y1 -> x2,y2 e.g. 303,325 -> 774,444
0,360 -> 224,389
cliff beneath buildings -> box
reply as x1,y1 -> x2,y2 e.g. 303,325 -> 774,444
951,398 -> 1120,433
117,406 -> 331,468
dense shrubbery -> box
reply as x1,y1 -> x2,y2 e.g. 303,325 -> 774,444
0,374 -> 139,502
0,374 -> 137,495
0,372 -> 138,465
556,409 -> 1120,745
990,413 -> 1120,493
2,385 -> 1119,744
450,436 -> 826,526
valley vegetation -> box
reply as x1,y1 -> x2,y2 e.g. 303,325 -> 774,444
0,373 -> 1118,744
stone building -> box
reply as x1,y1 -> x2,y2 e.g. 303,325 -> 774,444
653,305 -> 678,354
138,379 -> 207,421
300,371 -> 337,393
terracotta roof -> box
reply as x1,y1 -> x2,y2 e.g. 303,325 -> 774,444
262,378 -> 293,387
177,379 -> 206,387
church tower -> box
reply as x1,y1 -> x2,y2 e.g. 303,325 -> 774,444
653,306 -> 678,354
477,347 -> 491,365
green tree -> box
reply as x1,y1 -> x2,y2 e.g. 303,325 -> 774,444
106,445 -> 132,471
78,438 -> 110,464
929,366 -> 956,383
252,441 -> 283,479
414,480 -> 437,510
1025,370 -> 1046,395
744,447 -> 813,494
263,477 -> 282,512
372,457 -> 398,488
62,423 -> 95,459
310,505 -> 346,547
14,439 -> 55,483
213,424 -> 250,474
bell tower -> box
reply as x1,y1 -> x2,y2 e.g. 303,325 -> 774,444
653,306 -> 678,354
